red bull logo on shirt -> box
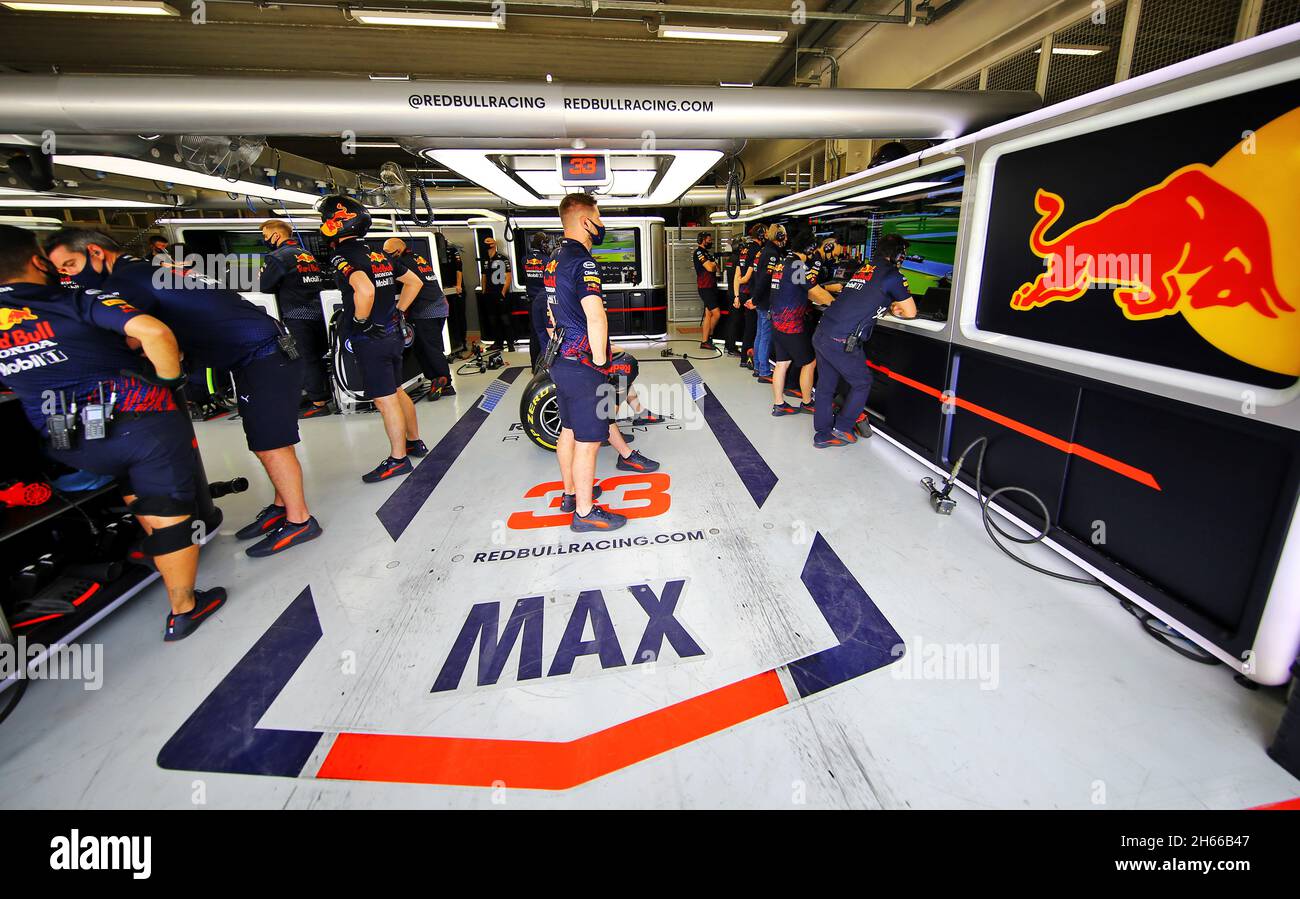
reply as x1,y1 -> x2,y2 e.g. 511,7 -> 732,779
1009,106 -> 1300,377
0,306 -> 38,330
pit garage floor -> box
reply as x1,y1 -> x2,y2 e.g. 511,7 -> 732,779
1,345 -> 1296,810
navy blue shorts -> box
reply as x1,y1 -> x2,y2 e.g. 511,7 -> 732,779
233,351 -> 304,452
698,286 -> 723,310
351,330 -> 403,400
772,328 -> 814,368
51,412 -> 196,510
551,356 -> 610,443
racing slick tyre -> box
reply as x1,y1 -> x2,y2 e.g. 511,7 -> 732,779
520,370 -> 562,452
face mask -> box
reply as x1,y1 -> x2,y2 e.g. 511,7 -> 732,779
261,236 -> 278,250
71,255 -> 108,290
585,219 -> 606,246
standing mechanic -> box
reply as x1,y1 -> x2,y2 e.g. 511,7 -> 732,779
811,234 -> 916,448
45,228 -> 324,557
747,223 -> 786,384
383,237 -> 454,401
768,232 -> 831,417
258,219 -> 331,418
693,232 -> 722,350
317,196 -> 427,482
479,236 -> 514,353
0,225 -> 226,641
442,239 -> 467,357
732,223 -> 764,369
546,193 -> 633,533
522,231 -> 552,370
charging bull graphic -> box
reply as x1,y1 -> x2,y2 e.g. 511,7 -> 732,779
1010,106 -> 1300,377
0,307 -> 38,330
320,204 -> 358,238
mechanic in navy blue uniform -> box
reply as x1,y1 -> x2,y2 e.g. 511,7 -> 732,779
522,231 -> 553,370
317,196 -> 427,483
546,194 -> 659,532
383,237 -> 453,401
479,236 -> 514,352
45,228 -> 325,558
258,219 -> 331,418
442,240 -> 467,356
693,232 -> 722,350
811,234 -> 917,448
768,232 -> 833,418
0,225 -> 226,641
731,223 -> 765,369
747,223 -> 786,382
804,235 -> 842,333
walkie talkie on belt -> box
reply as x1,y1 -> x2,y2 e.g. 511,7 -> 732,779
80,382 -> 115,441
47,390 -> 74,450
540,326 -> 564,372
275,321 -> 301,361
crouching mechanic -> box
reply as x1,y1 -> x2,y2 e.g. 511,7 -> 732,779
319,196 -> 428,482
383,238 -> 454,401
811,234 -> 916,448
0,225 -> 226,641
258,219 -> 331,418
45,228 -> 324,558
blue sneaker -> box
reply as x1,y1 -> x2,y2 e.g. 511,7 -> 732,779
164,588 -> 227,642
814,432 -> 850,449
245,516 -> 323,558
362,456 -> 413,483
771,403 -> 798,416
560,485 -> 603,514
616,450 -> 660,472
406,438 -> 429,457
235,503 -> 286,540
571,505 -> 627,533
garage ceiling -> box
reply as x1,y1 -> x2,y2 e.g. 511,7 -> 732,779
0,0 -> 939,206
0,0 -> 882,84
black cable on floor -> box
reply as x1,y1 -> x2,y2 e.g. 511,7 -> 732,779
942,437 -> 1223,664
945,436 -> 1103,586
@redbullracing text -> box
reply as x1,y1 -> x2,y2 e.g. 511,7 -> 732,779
1113,832 -> 1253,873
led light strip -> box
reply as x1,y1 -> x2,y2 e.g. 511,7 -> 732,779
428,149 -> 722,208
53,155 -> 323,206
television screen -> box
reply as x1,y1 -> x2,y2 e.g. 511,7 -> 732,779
589,229 -> 637,264
874,213 -> 957,298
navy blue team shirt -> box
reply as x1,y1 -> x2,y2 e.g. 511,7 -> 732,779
99,254 -> 280,371
330,238 -> 400,335
259,240 -> 325,321
817,262 -> 911,342
769,254 -> 817,334
387,250 -> 447,320
544,237 -> 603,359
0,282 -> 177,433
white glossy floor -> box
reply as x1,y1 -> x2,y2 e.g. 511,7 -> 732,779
1,344 -> 1296,809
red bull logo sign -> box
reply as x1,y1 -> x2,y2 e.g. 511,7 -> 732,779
1011,107 -> 1300,377
0,306 -> 38,330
